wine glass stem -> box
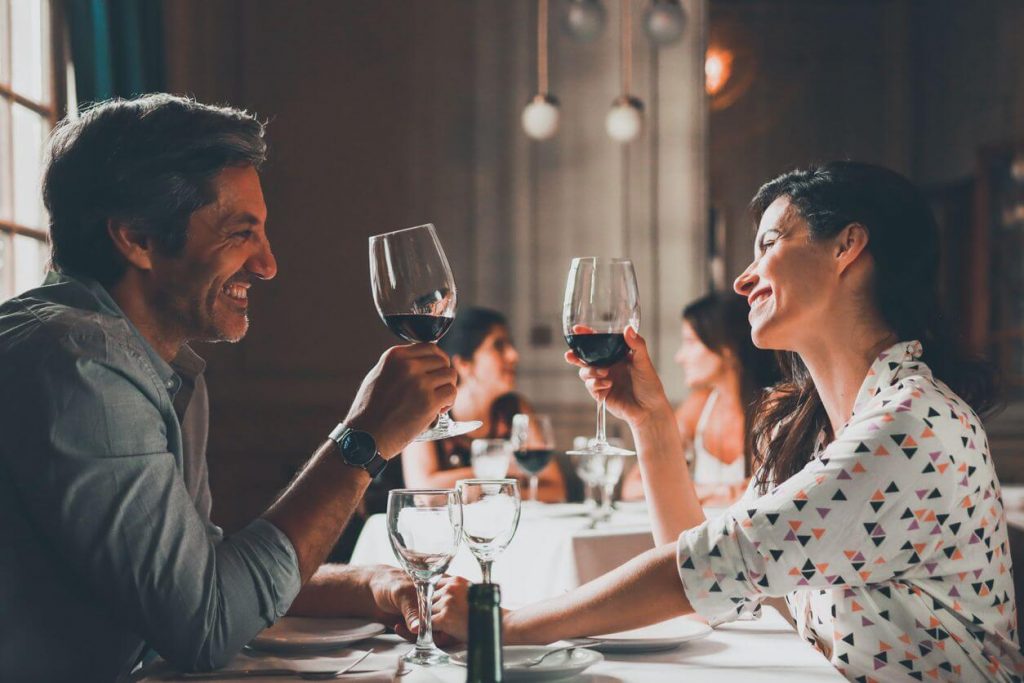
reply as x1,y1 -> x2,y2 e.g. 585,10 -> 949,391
414,580 -> 436,653
594,398 -> 609,447
602,482 -> 615,518
434,411 -> 453,433
479,559 -> 493,584
529,475 -> 539,502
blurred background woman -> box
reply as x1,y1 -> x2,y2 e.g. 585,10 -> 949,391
402,307 -> 565,501
622,292 -> 778,504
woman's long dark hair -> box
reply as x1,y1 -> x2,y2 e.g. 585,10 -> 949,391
682,292 -> 780,474
438,307 -> 507,361
748,161 -> 998,492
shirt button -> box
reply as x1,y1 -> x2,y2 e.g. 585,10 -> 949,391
166,379 -> 175,389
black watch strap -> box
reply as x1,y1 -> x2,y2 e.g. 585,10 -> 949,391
328,424 -> 387,478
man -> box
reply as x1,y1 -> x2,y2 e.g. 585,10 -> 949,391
0,94 -> 457,681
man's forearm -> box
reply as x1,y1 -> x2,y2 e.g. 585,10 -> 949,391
288,564 -> 384,619
263,440 -> 371,583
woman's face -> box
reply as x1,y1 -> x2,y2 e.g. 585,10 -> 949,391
733,197 -> 836,351
674,320 -> 726,389
459,324 -> 519,396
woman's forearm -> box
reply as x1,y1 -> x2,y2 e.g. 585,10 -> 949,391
504,543 -> 690,644
632,408 -> 705,545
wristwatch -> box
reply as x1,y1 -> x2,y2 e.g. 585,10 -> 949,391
328,424 -> 387,478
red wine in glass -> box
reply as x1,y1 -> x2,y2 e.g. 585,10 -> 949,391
564,333 -> 628,368
369,224 -> 482,441
510,414 -> 556,502
513,448 -> 554,475
563,257 -> 640,457
383,314 -> 454,343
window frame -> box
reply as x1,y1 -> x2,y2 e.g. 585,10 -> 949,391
0,0 -> 67,294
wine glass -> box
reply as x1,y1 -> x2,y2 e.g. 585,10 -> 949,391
456,479 -> 521,583
563,257 -> 640,457
509,413 -> 556,503
386,489 -> 463,666
369,223 -> 482,441
470,439 -> 513,479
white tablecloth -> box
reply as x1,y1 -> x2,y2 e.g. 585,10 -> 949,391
143,503 -> 845,681
350,503 -> 660,606
142,607 -> 843,682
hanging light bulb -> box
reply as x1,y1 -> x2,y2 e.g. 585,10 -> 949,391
522,94 -> 561,140
606,95 -> 644,142
606,0 -> 644,143
643,0 -> 685,46
523,0 -> 561,140
563,0 -> 606,43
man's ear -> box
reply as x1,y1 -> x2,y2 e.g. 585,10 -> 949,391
835,222 -> 870,276
107,219 -> 155,272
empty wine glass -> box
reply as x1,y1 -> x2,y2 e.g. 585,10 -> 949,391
509,413 -> 556,503
369,224 -> 482,441
470,439 -> 513,479
387,489 -> 463,666
563,257 -> 640,457
456,479 -> 521,583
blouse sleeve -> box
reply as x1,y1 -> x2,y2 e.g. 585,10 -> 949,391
676,401 -> 957,625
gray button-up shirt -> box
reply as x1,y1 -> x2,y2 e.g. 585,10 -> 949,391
0,273 -> 301,681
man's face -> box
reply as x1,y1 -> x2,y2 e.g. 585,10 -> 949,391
149,165 -> 277,344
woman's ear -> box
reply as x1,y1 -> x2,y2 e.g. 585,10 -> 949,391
107,219 -> 156,272
834,222 -> 870,276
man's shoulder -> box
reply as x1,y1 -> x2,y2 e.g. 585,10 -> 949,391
0,285 -> 146,387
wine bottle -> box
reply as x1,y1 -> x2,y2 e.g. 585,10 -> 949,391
466,583 -> 503,682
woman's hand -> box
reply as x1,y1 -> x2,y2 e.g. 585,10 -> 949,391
431,575 -> 472,642
565,325 -> 673,429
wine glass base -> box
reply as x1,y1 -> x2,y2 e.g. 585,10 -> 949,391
401,647 -> 450,667
567,442 -> 636,457
414,419 -> 483,442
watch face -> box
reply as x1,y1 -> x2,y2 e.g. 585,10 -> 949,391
341,430 -> 377,466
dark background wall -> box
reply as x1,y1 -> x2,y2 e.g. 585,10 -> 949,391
164,0 -> 1024,531
165,1 -> 483,530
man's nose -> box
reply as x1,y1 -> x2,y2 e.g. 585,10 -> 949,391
248,235 -> 278,280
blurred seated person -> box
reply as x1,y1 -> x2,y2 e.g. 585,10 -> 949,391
621,292 -> 778,506
403,308 -> 565,501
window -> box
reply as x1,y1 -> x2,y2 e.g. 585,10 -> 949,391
1,0 -> 62,301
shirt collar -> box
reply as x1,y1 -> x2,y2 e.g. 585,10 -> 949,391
44,271 -> 206,392
851,339 -> 924,419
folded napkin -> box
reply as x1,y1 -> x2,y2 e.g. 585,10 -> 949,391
133,648 -> 401,681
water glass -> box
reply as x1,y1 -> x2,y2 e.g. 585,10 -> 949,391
386,489 -> 463,666
470,439 -> 513,479
456,479 -> 521,583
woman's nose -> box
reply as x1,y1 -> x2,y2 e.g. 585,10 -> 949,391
733,262 -> 758,297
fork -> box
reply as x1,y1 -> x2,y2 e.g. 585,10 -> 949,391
521,641 -> 595,668
179,648 -> 373,680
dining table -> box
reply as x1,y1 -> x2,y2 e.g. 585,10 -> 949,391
139,502 -> 845,682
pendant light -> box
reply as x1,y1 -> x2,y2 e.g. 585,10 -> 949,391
606,0 -> 644,143
563,0 -> 607,43
522,0 -> 560,140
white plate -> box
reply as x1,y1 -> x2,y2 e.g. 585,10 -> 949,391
572,616 -> 712,653
249,617 -> 386,653
451,645 -> 603,680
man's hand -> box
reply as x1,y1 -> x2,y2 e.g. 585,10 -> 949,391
345,344 -> 457,458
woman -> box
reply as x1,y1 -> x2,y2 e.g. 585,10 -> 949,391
402,307 -> 565,501
621,292 -> 778,504
435,163 -> 1021,681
